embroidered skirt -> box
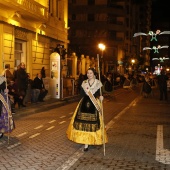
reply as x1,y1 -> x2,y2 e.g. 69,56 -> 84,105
66,97 -> 108,145
0,93 -> 15,133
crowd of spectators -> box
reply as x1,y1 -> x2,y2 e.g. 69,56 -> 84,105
2,63 -> 48,114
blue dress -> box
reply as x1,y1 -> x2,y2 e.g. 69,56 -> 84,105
0,81 -> 15,134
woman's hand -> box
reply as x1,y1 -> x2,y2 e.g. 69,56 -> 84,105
85,88 -> 89,96
99,95 -> 104,101
4,89 -> 9,93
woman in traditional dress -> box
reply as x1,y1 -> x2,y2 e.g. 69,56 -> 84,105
66,68 -> 108,151
0,75 -> 15,138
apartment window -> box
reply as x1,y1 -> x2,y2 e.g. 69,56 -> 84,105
88,0 -> 95,5
14,41 -> 23,67
72,14 -> 76,20
126,5 -> 130,14
126,18 -> 129,27
108,31 -> 116,39
107,0 -> 116,7
71,30 -> 76,37
88,14 -> 95,21
49,0 -> 52,14
72,0 -> 76,3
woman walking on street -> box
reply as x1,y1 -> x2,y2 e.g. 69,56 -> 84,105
66,68 -> 108,151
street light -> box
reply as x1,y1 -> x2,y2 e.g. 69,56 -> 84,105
98,43 -> 105,58
98,43 -> 106,75
131,59 -> 135,73
131,59 -> 135,65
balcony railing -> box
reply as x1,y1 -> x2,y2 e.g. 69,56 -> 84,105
2,0 -> 48,20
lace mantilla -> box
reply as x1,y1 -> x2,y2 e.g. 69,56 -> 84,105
81,79 -> 102,94
0,76 -> 6,85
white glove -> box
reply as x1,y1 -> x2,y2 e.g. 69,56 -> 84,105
85,89 -> 89,96
99,95 -> 104,101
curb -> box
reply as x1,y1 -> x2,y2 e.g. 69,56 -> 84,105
13,95 -> 80,119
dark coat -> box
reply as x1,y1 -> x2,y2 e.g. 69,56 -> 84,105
33,77 -> 45,90
16,68 -> 28,91
41,68 -> 46,78
157,74 -> 168,88
142,81 -> 152,94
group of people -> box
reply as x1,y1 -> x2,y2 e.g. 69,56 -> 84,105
1,63 -> 48,114
0,63 -> 48,138
1,63 -> 168,151
141,70 -> 168,101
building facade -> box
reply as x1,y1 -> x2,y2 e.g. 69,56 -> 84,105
0,0 -> 69,79
68,0 -> 152,74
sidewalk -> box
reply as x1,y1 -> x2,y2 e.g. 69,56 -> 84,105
60,88 -> 170,170
13,84 -> 122,119
13,95 -> 80,118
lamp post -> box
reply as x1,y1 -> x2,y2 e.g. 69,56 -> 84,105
131,59 -> 135,72
97,43 -> 106,156
98,43 -> 105,58
98,43 -> 105,75
131,59 -> 135,65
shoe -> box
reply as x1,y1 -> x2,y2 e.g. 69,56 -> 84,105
83,147 -> 88,152
21,104 -> 26,107
0,133 -> 3,138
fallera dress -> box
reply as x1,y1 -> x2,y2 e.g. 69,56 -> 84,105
66,79 -> 108,145
0,77 -> 15,135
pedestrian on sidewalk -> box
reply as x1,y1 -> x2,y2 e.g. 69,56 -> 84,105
33,73 -> 48,102
1,64 -> 14,85
141,74 -> 152,98
66,68 -> 108,152
41,67 -> 46,78
16,62 -> 28,107
157,69 -> 168,101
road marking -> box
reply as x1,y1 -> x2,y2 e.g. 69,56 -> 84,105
17,132 -> 28,137
106,120 -> 115,130
49,120 -> 56,123
7,142 -> 21,149
0,140 -> 6,146
46,126 -> 55,130
114,98 -> 139,120
34,125 -> 43,129
56,148 -> 84,170
59,121 -> 66,124
156,125 -> 170,164
60,116 -> 66,118
29,133 -> 40,138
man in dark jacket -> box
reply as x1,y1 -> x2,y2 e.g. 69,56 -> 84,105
33,73 -> 48,102
157,69 -> 168,101
16,62 -> 28,107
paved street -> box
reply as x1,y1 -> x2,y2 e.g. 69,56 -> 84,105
0,86 -> 170,170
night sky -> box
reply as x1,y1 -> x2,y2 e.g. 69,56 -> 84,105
152,0 -> 169,21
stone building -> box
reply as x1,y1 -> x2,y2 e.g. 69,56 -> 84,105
68,0 -> 152,74
0,0 -> 69,79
